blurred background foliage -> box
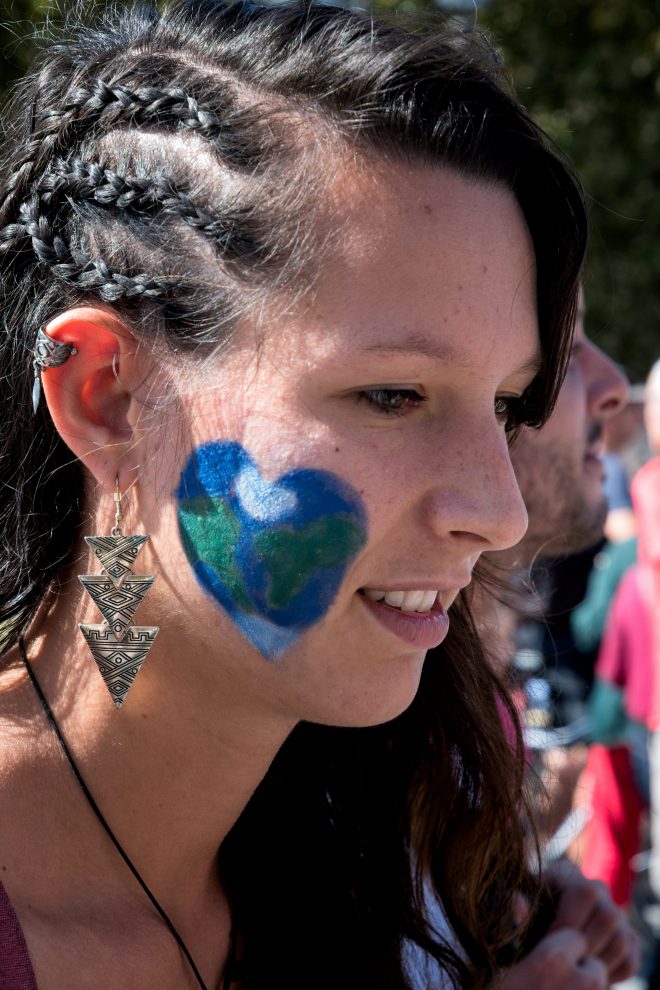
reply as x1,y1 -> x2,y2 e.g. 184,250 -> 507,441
1,0 -> 658,380
0,0 -> 53,84
476,0 -> 660,383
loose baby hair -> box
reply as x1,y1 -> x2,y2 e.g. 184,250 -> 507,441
0,2 -> 587,987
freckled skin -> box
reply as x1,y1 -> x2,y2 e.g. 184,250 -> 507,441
130,164 -> 539,727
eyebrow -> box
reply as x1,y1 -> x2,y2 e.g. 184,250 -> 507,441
360,334 -> 543,379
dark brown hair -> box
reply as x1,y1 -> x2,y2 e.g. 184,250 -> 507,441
0,2 -> 586,986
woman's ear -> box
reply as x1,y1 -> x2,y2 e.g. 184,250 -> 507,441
39,307 -> 151,489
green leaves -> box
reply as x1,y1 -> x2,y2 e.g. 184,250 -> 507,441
3,0 -> 656,379
482,0 -> 660,382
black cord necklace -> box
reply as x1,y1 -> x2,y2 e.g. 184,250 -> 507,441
18,636 -> 237,990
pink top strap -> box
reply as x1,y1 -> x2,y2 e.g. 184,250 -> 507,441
0,883 -> 37,990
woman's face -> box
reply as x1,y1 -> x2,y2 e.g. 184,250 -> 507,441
137,164 -> 540,727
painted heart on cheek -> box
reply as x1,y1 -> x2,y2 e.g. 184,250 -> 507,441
176,441 -> 367,659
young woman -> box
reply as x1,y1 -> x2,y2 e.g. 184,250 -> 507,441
0,2 -> 588,987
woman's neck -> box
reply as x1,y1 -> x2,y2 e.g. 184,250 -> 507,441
4,579 -> 295,922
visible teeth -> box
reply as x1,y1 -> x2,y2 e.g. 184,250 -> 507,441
363,589 -> 439,613
399,590 -> 426,612
417,590 -> 438,612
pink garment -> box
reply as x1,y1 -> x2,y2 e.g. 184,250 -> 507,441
633,457 -> 660,567
580,744 -> 644,908
632,458 -> 660,730
0,883 -> 37,990
596,565 -> 653,727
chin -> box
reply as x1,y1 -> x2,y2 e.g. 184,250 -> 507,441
303,654 -> 427,729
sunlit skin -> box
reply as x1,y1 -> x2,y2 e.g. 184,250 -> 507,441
128,164 -> 539,729
0,164 -> 540,988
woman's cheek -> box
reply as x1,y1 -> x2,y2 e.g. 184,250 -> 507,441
175,440 -> 367,659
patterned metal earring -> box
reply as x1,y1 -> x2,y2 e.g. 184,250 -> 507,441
79,479 -> 159,708
32,326 -> 78,414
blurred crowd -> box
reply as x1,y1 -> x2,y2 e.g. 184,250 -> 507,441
509,360 -> 660,987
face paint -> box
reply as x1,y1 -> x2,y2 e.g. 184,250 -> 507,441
176,441 -> 367,659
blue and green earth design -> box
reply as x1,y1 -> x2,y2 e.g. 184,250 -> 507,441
176,441 -> 367,658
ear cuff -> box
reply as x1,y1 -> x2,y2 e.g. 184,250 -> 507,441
32,326 -> 78,414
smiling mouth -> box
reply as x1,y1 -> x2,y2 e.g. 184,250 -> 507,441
357,589 -> 450,649
584,447 -> 604,471
358,588 -> 439,613
585,423 -> 605,463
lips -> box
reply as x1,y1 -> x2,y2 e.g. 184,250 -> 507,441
362,588 -> 439,612
585,423 -> 604,465
360,574 -> 471,613
358,591 -> 450,650
584,448 -> 604,477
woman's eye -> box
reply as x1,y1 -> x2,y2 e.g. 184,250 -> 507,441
494,395 -> 521,429
357,388 -> 427,416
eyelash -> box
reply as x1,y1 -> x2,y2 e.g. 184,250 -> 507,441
357,388 -> 525,428
495,395 -> 523,431
357,388 -> 427,416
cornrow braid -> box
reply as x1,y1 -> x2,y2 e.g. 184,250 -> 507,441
10,197 -> 176,301
45,79 -> 225,135
0,77 -> 251,234
0,6 -> 589,990
40,158 -> 262,259
40,79 -> 254,163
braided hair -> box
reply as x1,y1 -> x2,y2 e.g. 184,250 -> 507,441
0,3 -> 587,988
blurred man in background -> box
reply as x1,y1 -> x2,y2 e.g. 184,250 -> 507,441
476,295 -> 637,989
493,293 -> 629,722
504,292 -> 628,564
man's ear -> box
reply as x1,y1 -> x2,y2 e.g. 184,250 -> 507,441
39,306 -> 152,489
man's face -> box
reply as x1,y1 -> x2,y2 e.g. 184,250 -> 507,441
504,304 -> 628,562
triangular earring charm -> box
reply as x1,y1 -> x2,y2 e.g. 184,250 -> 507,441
85,535 -> 149,588
79,624 -> 159,708
79,574 -> 157,640
79,483 -> 158,709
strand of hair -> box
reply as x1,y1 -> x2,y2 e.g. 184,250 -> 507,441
15,198 -> 176,301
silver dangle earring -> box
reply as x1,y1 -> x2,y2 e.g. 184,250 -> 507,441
32,326 -> 78,414
79,479 -> 159,708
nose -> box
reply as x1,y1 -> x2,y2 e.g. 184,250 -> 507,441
583,340 -> 629,423
423,422 -> 529,553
